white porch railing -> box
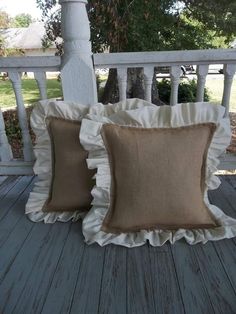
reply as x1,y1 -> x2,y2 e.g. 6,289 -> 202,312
0,0 -> 235,174
94,49 -> 236,113
0,56 -> 60,174
94,50 -> 236,170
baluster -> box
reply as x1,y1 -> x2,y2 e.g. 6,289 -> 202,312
143,66 -> 154,102
117,67 -> 127,101
170,66 -> 181,106
59,0 -> 97,104
196,65 -> 209,102
34,71 -> 47,100
0,108 -> 13,161
222,64 -> 236,117
8,72 -> 34,162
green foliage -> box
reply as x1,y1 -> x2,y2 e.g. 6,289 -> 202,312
36,0 -> 236,54
3,106 -> 35,158
157,79 -> 210,104
181,0 -> 236,42
11,13 -> 33,28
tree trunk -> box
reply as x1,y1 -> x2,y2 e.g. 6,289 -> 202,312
99,69 -> 119,104
100,67 -> 167,105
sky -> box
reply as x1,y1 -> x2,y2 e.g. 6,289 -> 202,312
0,0 -> 42,19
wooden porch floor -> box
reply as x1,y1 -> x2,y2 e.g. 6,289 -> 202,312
0,176 -> 236,314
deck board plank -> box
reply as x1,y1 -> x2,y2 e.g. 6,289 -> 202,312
0,175 -> 16,187
224,175 -> 236,190
0,222 -> 59,313
126,245 -> 156,314
208,176 -> 236,246
41,222 -> 85,314
0,177 -> 35,248
0,176 -> 20,200
171,242 -> 214,314
0,176 -> 32,221
149,244 -> 185,314
0,175 -> 8,185
69,243 -> 106,314
12,222 -> 71,314
98,245 -> 127,314
208,177 -> 236,294
213,239 -> 236,294
193,242 -> 236,314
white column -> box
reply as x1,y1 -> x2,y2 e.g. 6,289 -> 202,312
8,72 -> 34,162
170,66 -> 181,106
0,108 -> 13,161
196,65 -> 209,102
222,64 -> 236,117
143,66 -> 154,102
59,0 -> 97,105
34,71 -> 47,100
117,67 -> 127,101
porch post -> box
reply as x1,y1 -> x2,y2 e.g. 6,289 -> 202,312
59,0 -> 97,105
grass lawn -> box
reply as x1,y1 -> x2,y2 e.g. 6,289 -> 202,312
0,78 -> 62,108
205,76 -> 236,112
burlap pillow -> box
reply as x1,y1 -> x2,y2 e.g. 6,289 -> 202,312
43,117 -> 95,212
100,123 -> 217,233
80,102 -> 236,247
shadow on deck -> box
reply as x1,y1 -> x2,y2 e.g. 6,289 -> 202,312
0,175 -> 236,314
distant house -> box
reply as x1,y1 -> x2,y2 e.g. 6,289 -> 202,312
0,22 -> 56,56
230,39 -> 236,48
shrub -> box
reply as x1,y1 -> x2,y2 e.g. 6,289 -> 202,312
3,106 -> 35,158
157,79 -> 210,104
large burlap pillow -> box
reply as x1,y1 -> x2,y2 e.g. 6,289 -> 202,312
100,123 -> 217,233
25,98 -> 154,223
80,102 -> 236,247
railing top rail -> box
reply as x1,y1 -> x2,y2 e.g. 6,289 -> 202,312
0,56 -> 61,72
93,49 -> 236,68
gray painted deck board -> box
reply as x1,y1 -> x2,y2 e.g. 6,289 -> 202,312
41,222 -> 85,314
13,223 -> 71,314
98,245 -> 127,314
0,177 -> 35,248
127,245 -> 156,314
0,176 -> 17,197
171,242 -> 214,314
69,242 -> 106,314
149,244 -> 185,314
0,176 -> 32,221
193,243 -> 236,314
0,175 -> 236,314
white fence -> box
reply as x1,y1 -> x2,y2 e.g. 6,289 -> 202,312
0,56 -> 60,174
0,51 -> 236,173
94,49 -> 236,113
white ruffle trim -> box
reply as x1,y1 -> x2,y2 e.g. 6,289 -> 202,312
80,102 -> 236,247
26,98 -> 154,223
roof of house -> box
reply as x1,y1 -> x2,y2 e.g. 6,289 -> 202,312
0,22 -> 55,50
231,39 -> 236,48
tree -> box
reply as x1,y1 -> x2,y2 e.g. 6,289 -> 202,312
0,11 -> 25,57
0,11 -> 11,57
36,0 -> 236,102
0,10 -> 11,28
12,13 -> 33,28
